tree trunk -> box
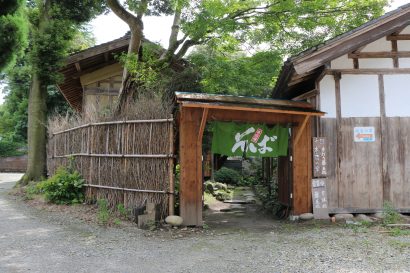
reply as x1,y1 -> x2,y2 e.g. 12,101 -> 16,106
115,26 -> 143,116
107,0 -> 145,116
20,73 -> 47,184
19,1 -> 49,185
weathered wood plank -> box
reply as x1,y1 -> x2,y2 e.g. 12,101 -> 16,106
326,68 -> 410,75
320,119 -> 338,208
348,51 -> 410,59
179,106 -> 203,226
292,116 -> 312,214
339,118 -> 383,209
385,117 -> 410,209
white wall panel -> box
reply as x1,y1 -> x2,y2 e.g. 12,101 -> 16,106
331,54 -> 353,69
400,26 -> 410,34
399,58 -> 410,68
384,75 -> 410,117
398,41 -> 410,51
360,58 -> 394,69
340,75 -> 380,117
361,38 -> 392,52
319,75 -> 336,118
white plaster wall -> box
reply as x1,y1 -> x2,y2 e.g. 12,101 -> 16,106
360,58 -> 394,69
398,40 -> 410,51
399,58 -> 410,68
384,75 -> 410,117
361,38 -> 392,52
400,26 -> 410,34
319,75 -> 336,118
331,54 -> 353,69
340,75 -> 380,117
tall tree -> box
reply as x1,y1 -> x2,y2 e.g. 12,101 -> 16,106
0,27 -> 96,151
108,0 -> 388,108
21,0 -> 105,184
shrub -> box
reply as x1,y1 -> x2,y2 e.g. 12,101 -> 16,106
383,201 -> 402,225
214,190 -> 231,201
0,138 -> 26,157
37,167 -> 85,204
214,167 -> 242,185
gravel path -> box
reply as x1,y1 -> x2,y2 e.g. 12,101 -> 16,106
1,173 -> 410,273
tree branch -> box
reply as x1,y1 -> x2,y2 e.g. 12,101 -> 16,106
106,0 -> 142,29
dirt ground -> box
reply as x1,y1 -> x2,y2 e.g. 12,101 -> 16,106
1,173 -> 410,273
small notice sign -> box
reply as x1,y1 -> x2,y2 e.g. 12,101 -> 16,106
312,179 -> 329,219
312,137 -> 327,178
354,127 -> 375,142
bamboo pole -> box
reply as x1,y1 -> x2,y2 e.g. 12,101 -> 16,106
84,184 -> 167,194
52,118 -> 173,135
52,153 -> 174,158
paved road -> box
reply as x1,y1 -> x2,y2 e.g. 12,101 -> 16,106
1,173 -> 410,273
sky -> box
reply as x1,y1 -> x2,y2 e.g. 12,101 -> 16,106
0,0 -> 409,104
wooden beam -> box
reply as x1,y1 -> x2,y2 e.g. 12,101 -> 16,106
326,68 -> 410,75
71,59 -> 118,79
294,115 -> 309,145
293,10 -> 410,74
197,108 -> 209,143
180,102 -> 324,117
292,90 -> 318,101
334,72 -> 342,208
391,40 -> 399,68
348,51 -> 410,59
387,34 -> 410,40
74,62 -> 82,72
176,92 -> 313,109
66,37 -> 129,64
379,74 -> 390,203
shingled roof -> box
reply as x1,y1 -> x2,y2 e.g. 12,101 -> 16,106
272,3 -> 410,100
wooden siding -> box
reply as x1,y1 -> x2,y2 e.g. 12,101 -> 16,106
384,117 -> 410,208
321,116 -> 410,211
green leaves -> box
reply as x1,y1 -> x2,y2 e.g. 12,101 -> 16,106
0,0 -> 28,71
189,48 -> 282,96
181,0 -> 387,55
37,167 -> 85,205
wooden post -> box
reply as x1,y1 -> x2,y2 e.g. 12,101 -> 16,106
168,118 -> 175,215
379,74 -> 390,202
179,106 -> 204,226
334,72 -> 342,208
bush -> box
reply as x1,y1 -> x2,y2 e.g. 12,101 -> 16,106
37,167 -> 85,204
214,167 -> 242,185
383,201 -> 402,225
0,138 -> 26,157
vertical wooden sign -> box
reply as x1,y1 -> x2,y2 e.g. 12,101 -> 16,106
312,178 -> 329,219
312,137 -> 327,178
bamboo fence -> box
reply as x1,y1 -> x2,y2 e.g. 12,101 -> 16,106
47,118 -> 175,218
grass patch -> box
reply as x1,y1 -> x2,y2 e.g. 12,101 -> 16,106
389,240 -> 410,251
382,201 -> 403,226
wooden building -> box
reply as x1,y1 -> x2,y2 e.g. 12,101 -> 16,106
57,35 -> 129,114
57,35 -> 186,115
273,4 -> 410,213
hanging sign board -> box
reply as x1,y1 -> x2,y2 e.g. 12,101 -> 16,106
312,137 -> 327,178
354,127 -> 375,142
311,178 -> 329,219
211,122 -> 288,157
